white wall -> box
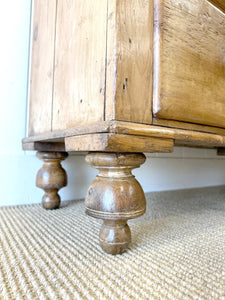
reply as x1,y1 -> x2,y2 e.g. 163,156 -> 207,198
1,1 -> 225,207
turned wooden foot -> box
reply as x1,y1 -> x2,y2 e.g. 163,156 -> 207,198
85,152 -> 146,255
36,152 -> 68,209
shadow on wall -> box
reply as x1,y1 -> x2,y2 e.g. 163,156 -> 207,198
60,154 -> 97,202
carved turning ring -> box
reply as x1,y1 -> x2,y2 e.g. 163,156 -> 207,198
85,152 -> 146,254
36,151 -> 68,209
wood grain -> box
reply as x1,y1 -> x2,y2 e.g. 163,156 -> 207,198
110,121 -> 225,148
52,0 -> 107,130
36,151 -> 68,209
153,0 -> 225,128
153,118 -> 225,136
65,133 -> 174,153
105,0 -> 153,124
28,0 -> 57,135
22,121 -> 109,144
23,120 -> 225,150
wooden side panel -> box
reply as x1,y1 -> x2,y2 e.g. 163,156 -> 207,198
153,0 -> 225,128
52,0 -> 107,130
28,1 -> 57,136
105,0 -> 153,124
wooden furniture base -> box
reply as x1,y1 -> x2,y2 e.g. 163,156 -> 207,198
36,152 -> 68,209
23,123 -> 225,254
85,152 -> 146,254
23,0 -> 225,254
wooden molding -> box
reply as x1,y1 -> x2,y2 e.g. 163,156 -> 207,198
65,133 -> 173,153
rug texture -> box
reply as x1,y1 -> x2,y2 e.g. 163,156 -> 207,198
1,186 -> 225,300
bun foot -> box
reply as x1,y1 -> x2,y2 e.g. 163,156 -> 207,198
41,190 -> 61,209
36,151 -> 68,209
99,220 -> 131,255
85,152 -> 146,254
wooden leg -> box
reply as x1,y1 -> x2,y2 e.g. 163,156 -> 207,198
85,152 -> 146,255
36,152 -> 68,209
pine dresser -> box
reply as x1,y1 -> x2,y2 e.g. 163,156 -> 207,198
23,0 -> 225,254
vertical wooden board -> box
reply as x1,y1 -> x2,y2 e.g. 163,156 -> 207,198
153,0 -> 225,128
28,1 -> 56,136
106,0 -> 153,124
52,0 -> 107,131
104,0 -> 117,122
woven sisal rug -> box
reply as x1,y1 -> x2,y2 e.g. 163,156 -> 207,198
1,186 -> 225,299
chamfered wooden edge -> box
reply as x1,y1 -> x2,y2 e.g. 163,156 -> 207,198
22,120 -> 225,152
109,121 -> 225,148
208,0 -> 225,14
65,133 -> 173,153
153,118 -> 225,136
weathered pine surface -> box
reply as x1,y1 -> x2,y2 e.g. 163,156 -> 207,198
29,1 -> 57,135
153,0 -> 225,128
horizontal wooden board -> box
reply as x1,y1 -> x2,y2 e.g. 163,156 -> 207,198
153,0 -> 225,128
110,121 -> 225,148
153,118 -> 225,136
22,121 -> 109,143
23,121 -> 225,150
65,133 -> 173,153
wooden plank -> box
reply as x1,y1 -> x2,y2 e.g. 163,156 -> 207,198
208,0 -> 225,14
153,0 -> 225,128
105,0 -> 153,124
28,0 -> 57,136
24,119 -> 225,149
153,118 -> 225,136
110,121 -> 225,147
52,0 -> 107,130
23,142 -> 65,152
65,134 -> 173,153
22,121 -> 109,144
